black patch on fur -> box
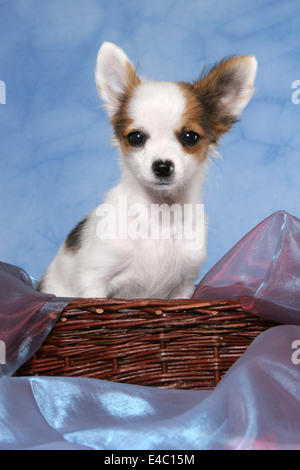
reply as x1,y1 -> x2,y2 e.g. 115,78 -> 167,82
65,217 -> 88,253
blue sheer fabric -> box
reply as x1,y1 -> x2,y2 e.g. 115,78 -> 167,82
1,211 -> 300,449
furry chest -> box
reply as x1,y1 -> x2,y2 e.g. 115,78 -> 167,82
107,236 -> 203,299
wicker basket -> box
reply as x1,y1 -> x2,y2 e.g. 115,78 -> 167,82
15,297 -> 277,390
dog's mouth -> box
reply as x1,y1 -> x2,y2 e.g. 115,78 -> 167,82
141,175 -> 176,193
153,177 -> 173,186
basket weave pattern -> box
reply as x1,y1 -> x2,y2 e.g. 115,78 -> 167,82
15,298 -> 277,389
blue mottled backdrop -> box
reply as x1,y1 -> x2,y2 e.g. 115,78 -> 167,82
0,0 -> 300,282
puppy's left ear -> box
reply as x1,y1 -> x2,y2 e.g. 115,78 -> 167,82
195,55 -> 257,142
95,42 -> 140,118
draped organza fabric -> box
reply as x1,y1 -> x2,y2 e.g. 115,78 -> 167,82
193,210 -> 300,325
0,262 -> 69,377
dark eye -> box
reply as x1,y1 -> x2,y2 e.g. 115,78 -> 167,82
127,131 -> 147,147
179,131 -> 201,147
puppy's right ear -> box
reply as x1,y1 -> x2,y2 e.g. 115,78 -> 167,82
95,42 -> 140,118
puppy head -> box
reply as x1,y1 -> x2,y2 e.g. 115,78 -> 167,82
96,42 -> 257,193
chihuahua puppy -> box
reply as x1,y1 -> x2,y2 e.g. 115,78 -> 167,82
38,42 -> 257,299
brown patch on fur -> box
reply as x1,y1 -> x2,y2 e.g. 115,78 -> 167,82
192,56 -> 254,143
176,82 -> 211,162
111,56 -> 254,157
111,62 -> 141,154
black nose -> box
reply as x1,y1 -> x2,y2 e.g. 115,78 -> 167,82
152,159 -> 174,178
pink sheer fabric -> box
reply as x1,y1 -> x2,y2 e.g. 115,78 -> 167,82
0,262 -> 69,377
193,210 -> 300,325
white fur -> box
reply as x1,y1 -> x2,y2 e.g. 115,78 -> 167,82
124,81 -> 204,193
95,42 -> 131,117
39,43 -> 256,299
219,56 -> 257,116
